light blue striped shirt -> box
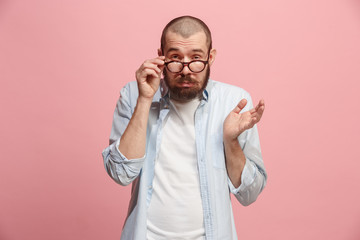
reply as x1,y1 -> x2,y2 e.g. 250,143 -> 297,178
102,79 -> 267,240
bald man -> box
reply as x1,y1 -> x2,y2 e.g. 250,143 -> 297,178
102,16 -> 267,240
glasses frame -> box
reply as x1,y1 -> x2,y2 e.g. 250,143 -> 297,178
164,59 -> 208,73
163,49 -> 211,73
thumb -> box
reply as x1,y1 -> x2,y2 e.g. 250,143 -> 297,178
232,99 -> 247,114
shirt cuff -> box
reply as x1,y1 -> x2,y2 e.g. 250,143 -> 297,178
103,138 -> 145,170
228,158 -> 257,195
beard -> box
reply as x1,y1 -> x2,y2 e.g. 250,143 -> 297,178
163,66 -> 210,102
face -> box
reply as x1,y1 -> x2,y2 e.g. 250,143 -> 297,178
160,31 -> 216,102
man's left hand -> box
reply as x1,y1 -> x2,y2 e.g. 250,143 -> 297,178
223,99 -> 265,143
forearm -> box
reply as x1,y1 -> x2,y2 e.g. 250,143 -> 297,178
224,138 -> 246,188
224,137 -> 267,206
119,96 -> 152,159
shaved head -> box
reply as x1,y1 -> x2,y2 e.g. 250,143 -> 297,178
161,16 -> 212,52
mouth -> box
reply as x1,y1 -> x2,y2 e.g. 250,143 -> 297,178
177,81 -> 196,88
176,76 -> 197,88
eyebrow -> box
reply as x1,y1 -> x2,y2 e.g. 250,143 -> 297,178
192,49 -> 205,54
167,48 -> 206,54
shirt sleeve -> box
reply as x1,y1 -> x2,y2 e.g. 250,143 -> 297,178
228,155 -> 266,206
227,92 -> 267,206
102,138 -> 145,186
102,83 -> 145,186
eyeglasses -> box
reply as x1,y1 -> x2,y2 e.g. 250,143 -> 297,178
164,60 -> 208,73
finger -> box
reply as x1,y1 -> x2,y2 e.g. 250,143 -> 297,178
250,99 -> 265,114
232,99 -> 247,114
142,62 -> 162,74
251,105 -> 264,117
147,57 -> 165,66
256,99 -> 265,110
140,57 -> 165,75
139,68 -> 159,81
146,69 -> 159,79
252,105 -> 265,116
251,106 -> 265,123
139,59 -> 164,72
251,117 -> 259,125
155,56 -> 166,71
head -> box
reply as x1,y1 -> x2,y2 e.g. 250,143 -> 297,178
159,16 -> 216,102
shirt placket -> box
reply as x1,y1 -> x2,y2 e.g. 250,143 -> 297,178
195,99 -> 213,240
146,97 -> 170,207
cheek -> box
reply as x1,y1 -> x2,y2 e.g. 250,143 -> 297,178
196,72 -> 206,83
164,72 -> 178,85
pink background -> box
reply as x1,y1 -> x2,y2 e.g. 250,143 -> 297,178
1,0 -> 360,239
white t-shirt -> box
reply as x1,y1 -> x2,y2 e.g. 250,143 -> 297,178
147,98 -> 205,240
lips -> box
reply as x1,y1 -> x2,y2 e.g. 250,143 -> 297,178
176,77 -> 197,87
178,81 -> 195,87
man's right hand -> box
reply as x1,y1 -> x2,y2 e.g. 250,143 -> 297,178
119,56 -> 165,160
135,56 -> 165,100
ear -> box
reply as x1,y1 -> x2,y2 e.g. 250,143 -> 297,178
158,48 -> 163,56
208,48 -> 217,66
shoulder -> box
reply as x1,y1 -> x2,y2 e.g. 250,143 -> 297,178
117,81 -> 139,109
118,81 -> 162,107
208,79 -> 252,101
120,81 -> 139,96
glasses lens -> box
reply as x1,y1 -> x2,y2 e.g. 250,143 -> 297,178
188,61 -> 206,73
167,62 -> 183,73
166,61 -> 207,73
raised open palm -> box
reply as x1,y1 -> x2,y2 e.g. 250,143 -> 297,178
223,99 -> 265,142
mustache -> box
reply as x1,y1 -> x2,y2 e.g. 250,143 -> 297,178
177,76 -> 196,83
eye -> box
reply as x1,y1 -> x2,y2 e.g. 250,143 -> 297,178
193,55 -> 201,60
170,55 -> 180,60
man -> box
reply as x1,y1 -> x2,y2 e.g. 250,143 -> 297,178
102,16 -> 267,240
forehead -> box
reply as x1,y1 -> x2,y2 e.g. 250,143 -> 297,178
163,31 -> 208,53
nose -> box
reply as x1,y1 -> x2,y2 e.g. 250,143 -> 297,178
181,63 -> 191,75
